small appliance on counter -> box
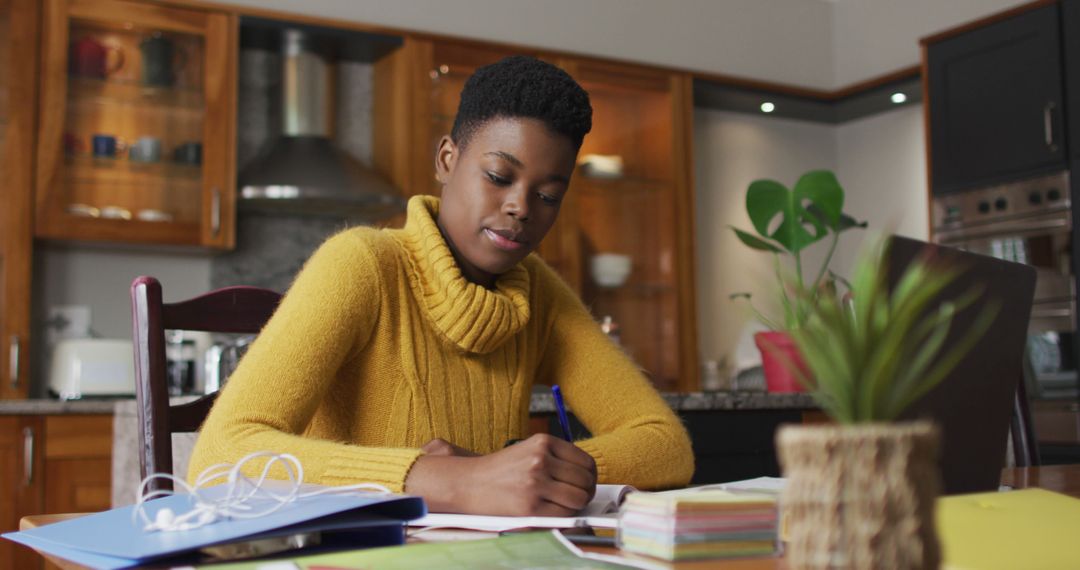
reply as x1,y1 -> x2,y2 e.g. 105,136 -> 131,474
48,338 -> 135,400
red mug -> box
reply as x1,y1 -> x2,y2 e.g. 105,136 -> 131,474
69,36 -> 125,79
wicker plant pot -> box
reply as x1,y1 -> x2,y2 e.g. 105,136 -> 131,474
776,421 -> 941,570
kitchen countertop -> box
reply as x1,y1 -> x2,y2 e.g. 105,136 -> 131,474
0,398 -> 129,415
2,391 -> 817,416
530,390 -> 818,413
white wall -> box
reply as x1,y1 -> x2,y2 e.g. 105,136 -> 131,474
227,0 -> 1030,89
693,102 -> 931,371
832,0 -> 1026,86
693,109 -> 837,369
224,0 -> 838,89
35,245 -> 212,340
832,104 -> 930,278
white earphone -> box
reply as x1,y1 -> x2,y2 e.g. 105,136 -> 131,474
133,451 -> 392,533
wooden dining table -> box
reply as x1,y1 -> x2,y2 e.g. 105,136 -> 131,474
19,464 -> 1080,570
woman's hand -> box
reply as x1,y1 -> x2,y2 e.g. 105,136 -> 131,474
405,433 -> 597,516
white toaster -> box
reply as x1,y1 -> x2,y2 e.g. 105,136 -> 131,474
49,339 -> 136,399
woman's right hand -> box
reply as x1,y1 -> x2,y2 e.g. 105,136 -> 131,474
405,433 -> 597,516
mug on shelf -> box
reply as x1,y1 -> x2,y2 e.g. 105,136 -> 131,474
140,33 -> 184,87
69,36 -> 125,79
590,253 -> 632,288
91,134 -> 125,158
63,132 -> 85,155
129,136 -> 163,163
173,141 -> 202,165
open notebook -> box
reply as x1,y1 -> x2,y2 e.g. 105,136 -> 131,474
410,484 -> 635,531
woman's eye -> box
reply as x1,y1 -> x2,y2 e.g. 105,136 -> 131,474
538,193 -> 560,205
485,172 -> 511,186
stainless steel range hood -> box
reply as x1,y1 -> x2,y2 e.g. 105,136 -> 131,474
238,29 -> 405,219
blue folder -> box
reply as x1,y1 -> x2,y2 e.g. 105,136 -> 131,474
2,487 -> 425,569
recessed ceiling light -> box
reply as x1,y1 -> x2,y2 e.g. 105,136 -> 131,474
760,102 -> 776,113
891,92 -> 908,104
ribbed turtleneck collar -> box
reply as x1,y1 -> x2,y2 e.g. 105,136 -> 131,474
396,195 -> 531,354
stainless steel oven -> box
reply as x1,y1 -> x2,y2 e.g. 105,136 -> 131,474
932,171 -> 1077,397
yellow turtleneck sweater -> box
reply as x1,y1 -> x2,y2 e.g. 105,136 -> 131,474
189,195 -> 694,492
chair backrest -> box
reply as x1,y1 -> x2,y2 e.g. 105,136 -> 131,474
888,236 -> 1037,494
130,276 -> 281,492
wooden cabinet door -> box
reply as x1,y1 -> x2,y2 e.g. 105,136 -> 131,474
35,0 -> 236,248
0,0 -> 39,400
0,417 -> 45,570
43,415 -> 113,515
927,4 -> 1066,194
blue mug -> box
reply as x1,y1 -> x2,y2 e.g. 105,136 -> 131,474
91,134 -> 120,158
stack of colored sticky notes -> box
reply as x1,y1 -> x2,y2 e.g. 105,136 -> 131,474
616,489 -> 779,561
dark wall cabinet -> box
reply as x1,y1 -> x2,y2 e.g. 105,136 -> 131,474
927,4 -> 1067,195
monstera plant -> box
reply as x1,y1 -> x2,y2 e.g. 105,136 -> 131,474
731,169 -> 866,330
730,169 -> 866,392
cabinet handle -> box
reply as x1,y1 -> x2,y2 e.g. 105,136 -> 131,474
8,335 -> 19,390
211,187 -> 221,237
1044,102 -> 1057,152
22,426 -> 33,486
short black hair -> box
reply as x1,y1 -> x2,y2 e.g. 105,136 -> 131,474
451,55 -> 592,150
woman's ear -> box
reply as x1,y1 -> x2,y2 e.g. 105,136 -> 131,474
434,135 -> 458,184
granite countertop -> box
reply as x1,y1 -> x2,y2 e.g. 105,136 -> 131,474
0,397 -> 131,415
1,391 -> 817,416
530,390 -> 817,413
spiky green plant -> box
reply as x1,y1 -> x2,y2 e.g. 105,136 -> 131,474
788,238 -> 999,423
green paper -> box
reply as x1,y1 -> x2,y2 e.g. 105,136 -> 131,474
203,531 -> 637,570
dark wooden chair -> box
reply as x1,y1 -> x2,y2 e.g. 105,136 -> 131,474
130,276 -> 281,493
1012,374 -> 1041,467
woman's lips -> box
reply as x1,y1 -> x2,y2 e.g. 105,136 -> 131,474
484,228 -> 527,251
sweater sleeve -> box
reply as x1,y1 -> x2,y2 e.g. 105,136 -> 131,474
532,261 -> 694,490
188,230 -> 423,491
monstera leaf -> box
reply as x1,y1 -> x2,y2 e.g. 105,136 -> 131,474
745,170 -> 844,254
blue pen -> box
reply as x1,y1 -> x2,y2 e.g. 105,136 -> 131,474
551,385 -> 573,442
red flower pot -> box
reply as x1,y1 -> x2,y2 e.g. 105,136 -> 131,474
754,331 -> 811,393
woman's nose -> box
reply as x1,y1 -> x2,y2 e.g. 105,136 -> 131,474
503,185 -> 530,222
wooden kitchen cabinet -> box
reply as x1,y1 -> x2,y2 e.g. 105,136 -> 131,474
375,38 -> 699,391
0,416 -> 46,570
0,415 -> 111,570
35,0 -> 237,248
925,3 -> 1067,195
0,0 -> 39,400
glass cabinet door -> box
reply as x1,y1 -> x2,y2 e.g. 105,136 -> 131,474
566,60 -> 686,391
0,0 -> 38,400
35,0 -> 234,248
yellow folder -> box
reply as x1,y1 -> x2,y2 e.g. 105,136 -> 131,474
937,488 -> 1080,570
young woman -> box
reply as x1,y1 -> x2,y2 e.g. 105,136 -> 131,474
189,56 -> 693,516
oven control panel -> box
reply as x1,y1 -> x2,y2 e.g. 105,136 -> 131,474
933,171 -> 1071,231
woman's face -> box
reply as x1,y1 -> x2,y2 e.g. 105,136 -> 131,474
435,117 -> 578,287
